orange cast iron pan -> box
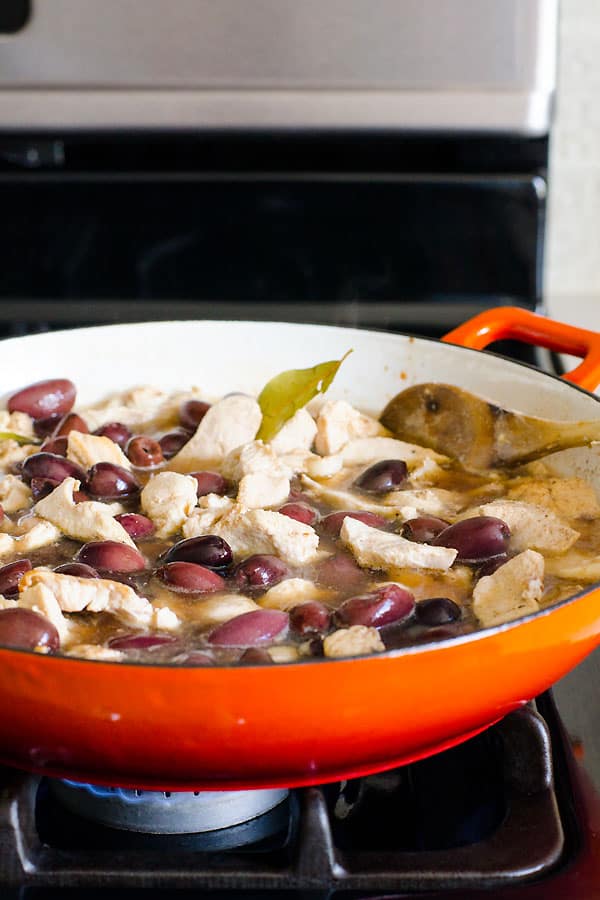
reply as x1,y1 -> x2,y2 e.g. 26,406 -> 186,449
2,307 -> 600,791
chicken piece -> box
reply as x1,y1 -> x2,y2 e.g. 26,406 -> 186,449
340,517 -> 457,572
34,478 -> 135,547
222,440 -> 289,481
301,475 -> 400,518
0,474 -> 32,513
182,495 -> 235,539
0,410 -> 34,439
472,550 -> 544,628
268,645 -> 300,663
382,488 -> 463,520
545,552 -> 600,583
471,500 -> 579,555
0,518 -> 62,558
0,596 -> 17,610
80,386 -> 200,433
0,440 -> 38,474
260,578 -> 335,611
18,582 -> 71,640
65,644 -> 125,661
151,606 -> 182,631
169,395 -> 262,472
323,625 -> 385,658
190,593 -> 260,628
339,437 -> 449,482
212,505 -> 320,566
67,431 -> 131,470
237,472 -> 290,509
140,471 -> 198,539
508,477 -> 600,522
315,401 -> 388,456
269,409 -> 317,454
20,569 -> 153,626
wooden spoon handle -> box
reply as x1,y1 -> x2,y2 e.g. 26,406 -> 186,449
443,307 -> 600,393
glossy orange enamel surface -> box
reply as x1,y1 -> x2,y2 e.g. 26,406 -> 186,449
443,306 -> 600,391
1,588 -> 600,790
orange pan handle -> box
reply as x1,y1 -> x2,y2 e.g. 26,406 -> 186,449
442,306 -> 600,392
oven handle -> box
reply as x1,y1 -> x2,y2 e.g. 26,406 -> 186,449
442,306 -> 600,392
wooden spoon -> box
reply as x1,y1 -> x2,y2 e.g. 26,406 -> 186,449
380,383 -> 600,470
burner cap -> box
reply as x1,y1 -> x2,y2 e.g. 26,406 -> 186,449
50,780 -> 288,834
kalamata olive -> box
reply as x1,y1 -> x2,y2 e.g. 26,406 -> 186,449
164,535 -> 233,571
114,513 -> 155,540
0,559 -> 32,596
316,553 -> 367,590
86,463 -> 140,500
239,647 -> 273,665
54,562 -> 99,579
478,554 -> 509,577
431,516 -> 510,563
354,459 -> 408,494
94,422 -> 132,449
34,415 -> 61,439
208,609 -> 289,647
415,597 -> 461,626
156,561 -> 225,594
335,584 -> 415,629
190,471 -> 229,497
41,436 -> 68,456
320,510 -> 387,538
53,412 -> 88,437
29,477 -> 60,501
76,541 -> 146,573
401,516 -> 450,543
127,435 -> 164,468
278,502 -> 319,526
109,633 -> 178,651
233,554 -> 290,592
158,431 -> 190,459
73,488 -> 91,503
180,399 -> 211,431
184,651 -> 215,666
290,601 -> 331,636
8,378 -> 76,420
21,452 -> 85,485
0,608 -> 59,652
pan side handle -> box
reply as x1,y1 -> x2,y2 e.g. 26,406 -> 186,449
442,306 -> 600,392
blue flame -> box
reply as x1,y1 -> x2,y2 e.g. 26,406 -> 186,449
62,779 -> 154,804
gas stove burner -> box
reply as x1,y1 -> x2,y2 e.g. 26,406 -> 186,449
49,779 -> 288,834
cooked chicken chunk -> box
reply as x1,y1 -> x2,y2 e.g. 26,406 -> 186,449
315,401 -> 388,455
20,569 -> 153,626
237,472 -> 290,509
339,437 -> 449,482
65,644 -> 124,661
323,625 -> 385,658
151,606 -> 182,631
544,552 -> 600,583
0,596 -> 17,610
80,386 -> 199,432
212,505 -> 320,566
169,395 -> 262,472
301,475 -> 400,518
182,495 -> 235,538
340,517 -> 457,571
0,440 -> 38,475
140,471 -> 198,539
269,408 -> 317,454
222,440 -> 289,481
190,593 -> 260,627
18,582 -> 71,640
472,550 -> 544,628
471,500 -> 579,555
382,488 -> 463,520
508,477 -> 600,522
0,474 -> 32,513
260,578 -> 335,611
34,478 -> 135,547
0,410 -> 34,438
0,518 -> 62,558
67,431 -> 131,470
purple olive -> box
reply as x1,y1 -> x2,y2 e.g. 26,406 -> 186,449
158,431 -> 190,459
208,609 -> 289,647
114,513 -> 155,540
0,559 -> 32,597
127,435 -> 164,468
290,601 -> 331,636
335,584 -> 415,629
164,535 -> 233,571
354,459 -> 408,494
278,502 -> 319,526
54,562 -> 99,579
34,415 -> 62,439
53,412 -> 88,437
401,516 -> 450,543
190,471 -> 229,497
108,633 -> 178,651
415,597 -> 461,626
431,516 -> 510,563
94,422 -> 132,449
21,452 -> 85,485
316,553 -> 367,590
478,554 -> 509,577
239,647 -> 273,665
184,651 -> 215,666
233,554 -> 289,592
29,477 -> 61,501
180,399 -> 211,431
86,463 -> 140,500
41,436 -> 68,456
76,541 -> 146,573
8,378 -> 76,420
0,608 -> 59,652
156,561 -> 225,593
320,510 -> 387,538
